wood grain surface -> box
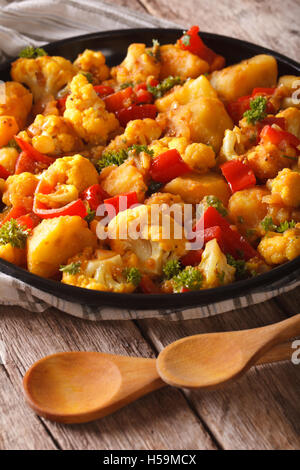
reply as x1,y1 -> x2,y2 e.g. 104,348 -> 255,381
0,0 -> 300,450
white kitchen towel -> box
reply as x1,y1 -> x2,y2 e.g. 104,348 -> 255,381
0,0 -> 299,320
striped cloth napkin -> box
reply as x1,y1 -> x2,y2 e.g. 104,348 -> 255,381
0,0 -> 299,320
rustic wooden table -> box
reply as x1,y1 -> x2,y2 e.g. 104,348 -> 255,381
1,0 -> 300,450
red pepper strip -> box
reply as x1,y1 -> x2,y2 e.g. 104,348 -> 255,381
15,151 -> 36,174
226,95 -> 251,123
149,149 -> 190,184
260,125 -> 300,154
57,95 -> 68,114
104,191 -> 139,218
252,87 -> 277,97
16,213 -> 40,230
221,160 -> 256,193
193,207 -> 257,260
115,104 -> 157,127
140,275 -> 160,294
0,206 -> 28,226
0,164 -> 10,180
80,184 -> 106,211
134,88 -> 153,104
33,179 -> 87,219
103,87 -> 134,112
180,287 -> 191,293
181,249 -> 203,267
93,85 -> 115,97
260,116 -> 285,130
178,25 -> 217,65
14,137 -> 54,165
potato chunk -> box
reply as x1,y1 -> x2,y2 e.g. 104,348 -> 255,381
159,44 -> 209,80
0,243 -> 26,266
210,54 -> 277,102
161,97 -> 233,152
0,81 -> 32,128
27,216 -> 97,278
155,75 -> 217,112
0,147 -> 19,174
163,172 -> 230,205
0,116 -> 19,147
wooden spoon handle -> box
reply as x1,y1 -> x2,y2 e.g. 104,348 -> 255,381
255,341 -> 294,365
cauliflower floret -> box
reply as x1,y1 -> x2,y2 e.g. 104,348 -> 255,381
219,126 -> 250,164
99,159 -> 147,202
11,55 -> 76,102
258,228 -> 300,265
27,114 -> 83,156
0,147 -> 19,174
199,239 -> 236,288
2,172 -> 39,211
111,43 -> 161,85
61,247 -> 137,293
105,118 -> 163,153
246,142 -> 296,180
265,168 -> 300,208
64,74 -> 119,145
228,187 -> 270,238
73,49 -> 110,84
107,204 -> 187,276
0,82 -> 32,129
159,44 -> 209,80
27,216 -> 97,278
0,116 -> 19,147
276,107 -> 300,139
36,154 -> 98,208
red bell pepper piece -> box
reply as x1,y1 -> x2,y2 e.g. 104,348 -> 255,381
104,191 -> 139,218
221,160 -> 256,193
0,164 -> 10,180
134,87 -> 153,104
103,87 -> 134,112
181,249 -> 203,266
193,207 -> 257,260
33,179 -> 87,219
57,95 -> 68,114
149,149 -> 190,184
93,85 -> 115,97
115,104 -> 157,127
0,206 -> 28,226
252,87 -> 276,97
80,184 -> 106,212
140,275 -> 160,294
14,137 -> 54,165
178,26 -> 217,65
226,95 -> 251,123
260,116 -> 285,130
260,125 -> 300,154
16,213 -> 40,230
15,151 -> 36,175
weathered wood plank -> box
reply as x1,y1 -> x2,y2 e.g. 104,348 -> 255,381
0,305 -> 217,450
137,299 -> 300,450
137,0 -> 300,60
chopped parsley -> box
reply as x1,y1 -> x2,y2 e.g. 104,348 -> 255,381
261,216 -> 296,233
97,145 -> 154,170
147,180 -> 163,196
123,267 -> 141,286
147,76 -> 182,99
6,139 -> 21,152
120,82 -> 134,89
146,39 -> 161,61
80,71 -> 94,83
217,270 -> 225,284
226,254 -> 248,280
59,261 -> 81,275
19,46 -> 47,58
84,207 -> 96,224
205,195 -> 228,217
172,266 -> 203,292
163,259 -> 182,280
282,155 -> 298,161
181,34 -> 191,46
243,96 -> 268,124
0,219 -> 30,249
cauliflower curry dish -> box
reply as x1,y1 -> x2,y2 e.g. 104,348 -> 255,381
0,26 -> 300,295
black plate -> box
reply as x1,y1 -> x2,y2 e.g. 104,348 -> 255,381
0,28 -> 299,310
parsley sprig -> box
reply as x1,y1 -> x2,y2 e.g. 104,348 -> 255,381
172,267 -> 203,292
59,261 -> 81,275
243,96 -> 268,124
147,76 -> 182,99
97,145 -> 154,170
163,259 -> 182,280
0,219 -> 30,249
123,267 -> 141,286
261,217 -> 296,233
19,46 -> 47,58
146,39 -> 161,61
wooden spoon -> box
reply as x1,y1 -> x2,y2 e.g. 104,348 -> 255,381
157,314 -> 300,389
23,316 -> 299,424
